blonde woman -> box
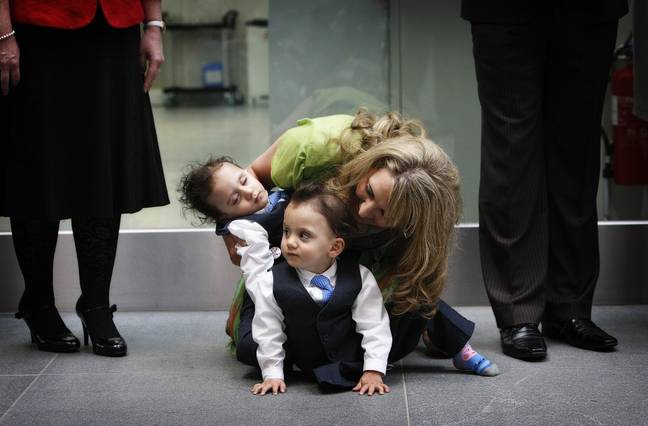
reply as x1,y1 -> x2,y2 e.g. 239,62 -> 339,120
183,110 -> 499,377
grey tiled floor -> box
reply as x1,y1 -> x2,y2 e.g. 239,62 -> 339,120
1,306 -> 647,425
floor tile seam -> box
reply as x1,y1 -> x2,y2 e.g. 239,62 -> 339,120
400,360 -> 412,426
397,367 -> 648,378
0,374 -> 39,377
0,355 -> 57,424
30,372 -> 208,377
498,365 -> 648,370
18,371 -> 242,378
400,365 -> 648,371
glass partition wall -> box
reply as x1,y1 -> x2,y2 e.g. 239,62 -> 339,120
1,0 -> 642,233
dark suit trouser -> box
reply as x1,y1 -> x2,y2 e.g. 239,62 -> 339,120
471,18 -> 618,328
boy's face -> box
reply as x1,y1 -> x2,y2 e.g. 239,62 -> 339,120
207,163 -> 268,219
280,202 -> 344,274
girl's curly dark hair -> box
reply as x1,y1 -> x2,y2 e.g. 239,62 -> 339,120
178,156 -> 238,224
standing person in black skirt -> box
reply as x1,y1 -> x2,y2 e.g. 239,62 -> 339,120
0,0 -> 169,357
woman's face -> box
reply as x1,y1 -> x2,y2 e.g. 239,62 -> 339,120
354,168 -> 395,228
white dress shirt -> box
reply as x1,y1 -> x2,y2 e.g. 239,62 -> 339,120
228,219 -> 392,381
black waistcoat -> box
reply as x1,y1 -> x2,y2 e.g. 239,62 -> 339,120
272,257 -> 364,374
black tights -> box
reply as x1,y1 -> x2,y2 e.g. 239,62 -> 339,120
10,216 -> 121,310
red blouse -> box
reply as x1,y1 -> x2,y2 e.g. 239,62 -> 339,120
11,0 -> 145,29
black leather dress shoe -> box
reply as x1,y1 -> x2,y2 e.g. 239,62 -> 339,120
543,318 -> 618,351
500,324 -> 547,360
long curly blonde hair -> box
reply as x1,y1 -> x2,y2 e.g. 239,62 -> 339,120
329,110 -> 462,318
336,108 -> 426,158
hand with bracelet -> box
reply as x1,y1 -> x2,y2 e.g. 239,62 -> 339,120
0,0 -> 20,96
140,0 -> 165,92
140,20 -> 164,92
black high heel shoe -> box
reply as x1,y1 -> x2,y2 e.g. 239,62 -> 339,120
76,304 -> 127,357
15,305 -> 80,353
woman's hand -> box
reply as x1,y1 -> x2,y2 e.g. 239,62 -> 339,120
139,27 -> 164,92
251,378 -> 286,395
353,371 -> 390,396
222,234 -> 244,266
0,35 -> 20,96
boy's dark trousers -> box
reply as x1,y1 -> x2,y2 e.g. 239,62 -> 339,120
235,293 -> 474,387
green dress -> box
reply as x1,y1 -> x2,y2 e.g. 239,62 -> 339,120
226,114 -> 401,346
270,114 -> 355,189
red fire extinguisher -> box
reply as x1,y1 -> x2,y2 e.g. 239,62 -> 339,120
611,37 -> 648,185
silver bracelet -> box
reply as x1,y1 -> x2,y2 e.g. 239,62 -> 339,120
144,20 -> 165,33
0,30 -> 16,41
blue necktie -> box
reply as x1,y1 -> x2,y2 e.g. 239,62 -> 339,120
310,275 -> 334,304
265,190 -> 287,214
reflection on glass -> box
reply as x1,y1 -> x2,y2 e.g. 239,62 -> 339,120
126,0 -> 389,230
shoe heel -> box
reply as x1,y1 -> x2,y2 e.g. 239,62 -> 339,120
82,323 -> 89,346
16,307 -> 79,353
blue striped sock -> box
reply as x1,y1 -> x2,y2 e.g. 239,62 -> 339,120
452,343 -> 499,377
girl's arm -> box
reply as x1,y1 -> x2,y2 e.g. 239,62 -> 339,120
228,138 -> 283,265
226,139 -> 283,265
247,139 -> 282,189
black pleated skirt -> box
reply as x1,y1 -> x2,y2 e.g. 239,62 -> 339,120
0,12 -> 169,220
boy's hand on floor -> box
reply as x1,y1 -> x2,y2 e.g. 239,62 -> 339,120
353,371 -> 390,396
251,378 -> 286,396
